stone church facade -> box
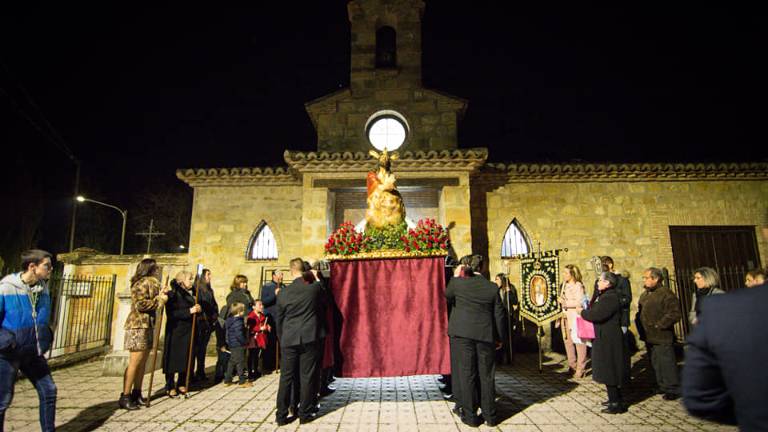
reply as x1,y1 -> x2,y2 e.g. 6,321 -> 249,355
173,0 -> 767,341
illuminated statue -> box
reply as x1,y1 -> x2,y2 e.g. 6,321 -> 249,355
365,149 -> 405,229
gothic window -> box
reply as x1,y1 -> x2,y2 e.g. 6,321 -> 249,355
501,219 -> 531,258
376,26 -> 397,68
246,220 -> 278,260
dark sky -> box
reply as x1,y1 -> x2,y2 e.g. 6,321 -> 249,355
1,3 -> 766,253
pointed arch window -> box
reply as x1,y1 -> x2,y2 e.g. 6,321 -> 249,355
501,219 -> 531,258
246,220 -> 278,260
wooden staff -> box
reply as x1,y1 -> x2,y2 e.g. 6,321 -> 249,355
505,287 -> 514,363
184,265 -> 204,394
146,275 -> 170,407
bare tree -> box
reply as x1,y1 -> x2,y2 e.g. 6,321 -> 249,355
127,181 -> 192,254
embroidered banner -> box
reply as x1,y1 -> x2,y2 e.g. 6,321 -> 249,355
517,249 -> 565,326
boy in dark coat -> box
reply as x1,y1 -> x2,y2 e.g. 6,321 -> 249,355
224,303 -> 250,387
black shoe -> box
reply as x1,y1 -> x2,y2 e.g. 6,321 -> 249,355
299,413 -> 318,424
460,414 -> 482,427
276,416 -> 293,426
130,389 -> 146,406
442,392 -> 454,401
451,405 -> 462,416
601,402 -> 628,414
118,393 -> 140,410
485,418 -> 499,427
320,386 -> 335,397
663,393 -> 680,401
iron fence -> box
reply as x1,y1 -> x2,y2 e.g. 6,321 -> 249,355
46,270 -> 117,359
665,264 -> 749,343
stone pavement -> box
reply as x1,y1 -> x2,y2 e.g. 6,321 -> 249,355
4,352 -> 734,431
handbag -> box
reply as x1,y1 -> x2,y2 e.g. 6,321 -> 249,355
576,316 -> 595,340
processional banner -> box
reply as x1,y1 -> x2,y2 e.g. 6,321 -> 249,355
517,249 -> 565,326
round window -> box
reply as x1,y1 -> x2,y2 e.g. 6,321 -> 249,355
366,115 -> 407,151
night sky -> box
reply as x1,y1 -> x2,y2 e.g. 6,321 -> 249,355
1,3 -> 766,255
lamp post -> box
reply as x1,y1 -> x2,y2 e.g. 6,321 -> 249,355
76,196 -> 127,255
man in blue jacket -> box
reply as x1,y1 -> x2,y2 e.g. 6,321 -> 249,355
0,249 -> 56,431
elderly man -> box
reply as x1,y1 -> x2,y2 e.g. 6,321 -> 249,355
638,267 -> 681,400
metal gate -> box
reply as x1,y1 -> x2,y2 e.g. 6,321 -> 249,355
47,271 -> 117,359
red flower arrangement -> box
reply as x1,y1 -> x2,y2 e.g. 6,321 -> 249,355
402,218 -> 449,253
325,219 -> 449,258
325,221 -> 368,256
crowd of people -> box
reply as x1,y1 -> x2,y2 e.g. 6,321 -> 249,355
0,248 -> 766,430
440,254 -> 768,428
115,257 -> 336,423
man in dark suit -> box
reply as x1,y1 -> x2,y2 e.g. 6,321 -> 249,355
260,270 -> 284,374
682,281 -> 768,430
446,256 -> 507,427
275,258 -> 325,425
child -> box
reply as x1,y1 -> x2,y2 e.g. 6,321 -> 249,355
246,299 -> 271,381
214,304 -> 230,384
224,302 -> 251,387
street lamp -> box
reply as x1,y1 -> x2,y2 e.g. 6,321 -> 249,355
76,195 -> 128,255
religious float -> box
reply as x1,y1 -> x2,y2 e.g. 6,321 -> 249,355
323,148 -> 451,378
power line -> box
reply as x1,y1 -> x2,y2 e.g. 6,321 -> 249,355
0,59 -> 78,163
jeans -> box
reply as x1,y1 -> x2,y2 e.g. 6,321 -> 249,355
0,355 -> 57,432
225,347 -> 247,384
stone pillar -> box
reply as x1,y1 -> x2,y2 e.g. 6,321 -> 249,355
301,175 -> 332,260
440,174 -> 472,258
101,292 -> 132,376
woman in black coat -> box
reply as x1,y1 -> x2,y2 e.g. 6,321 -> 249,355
163,271 -> 202,396
193,269 -> 219,381
579,271 -> 630,414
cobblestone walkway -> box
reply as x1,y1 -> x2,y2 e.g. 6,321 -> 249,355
4,352 -> 734,431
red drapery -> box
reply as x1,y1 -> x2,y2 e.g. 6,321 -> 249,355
329,256 -> 450,377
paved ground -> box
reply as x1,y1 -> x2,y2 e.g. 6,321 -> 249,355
4,352 -> 735,431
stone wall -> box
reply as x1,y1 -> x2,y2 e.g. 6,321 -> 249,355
57,251 -> 190,353
188,185 -> 303,301
479,179 -> 768,333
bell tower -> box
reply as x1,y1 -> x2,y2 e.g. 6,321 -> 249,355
305,0 -> 467,153
348,0 -> 425,92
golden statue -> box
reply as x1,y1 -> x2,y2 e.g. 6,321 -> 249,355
365,149 -> 406,229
